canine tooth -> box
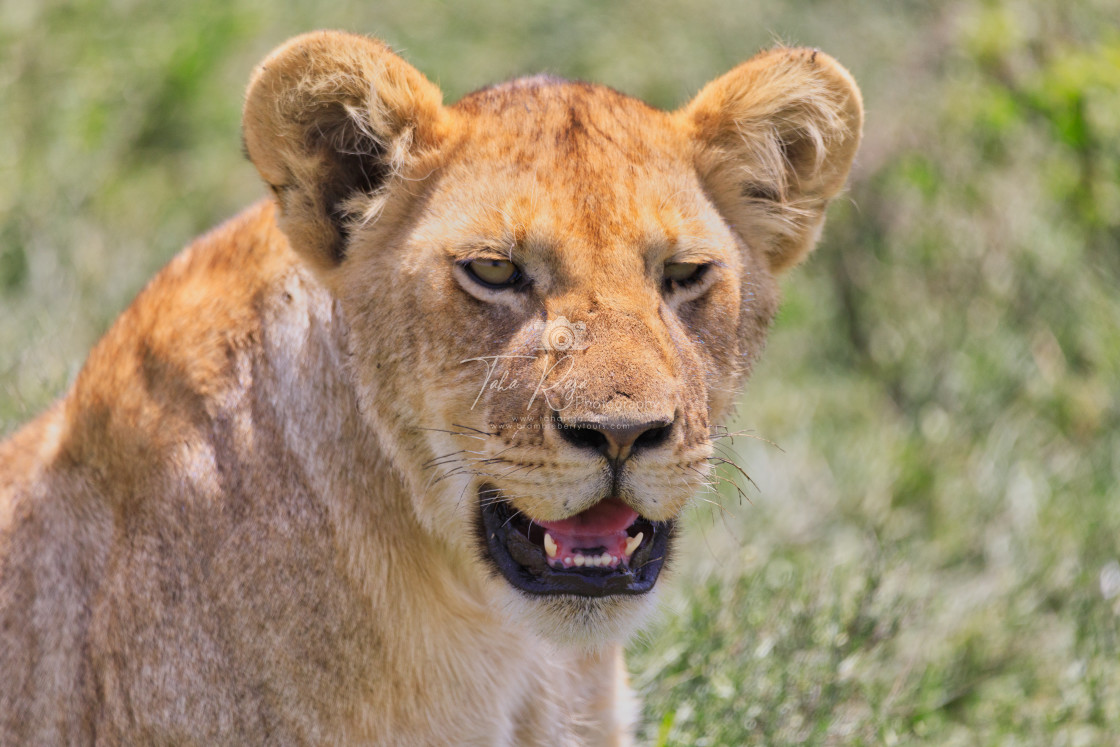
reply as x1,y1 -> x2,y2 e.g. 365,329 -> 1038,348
625,533 -> 643,557
543,533 -> 557,559
574,555 -> 585,567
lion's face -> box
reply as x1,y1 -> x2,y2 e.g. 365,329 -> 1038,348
243,33 -> 862,644
340,82 -> 775,640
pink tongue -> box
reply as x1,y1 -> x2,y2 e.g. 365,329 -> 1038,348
537,499 -> 639,563
537,498 -> 638,538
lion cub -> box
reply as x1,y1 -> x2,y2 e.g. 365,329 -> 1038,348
0,31 -> 861,745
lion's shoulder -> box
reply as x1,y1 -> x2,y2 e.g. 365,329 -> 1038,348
60,202 -> 301,458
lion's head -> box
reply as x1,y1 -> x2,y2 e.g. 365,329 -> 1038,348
243,31 -> 861,645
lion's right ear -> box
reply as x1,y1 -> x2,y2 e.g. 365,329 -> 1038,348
243,31 -> 445,271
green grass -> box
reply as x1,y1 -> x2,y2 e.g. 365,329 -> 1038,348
3,1 -> 1119,743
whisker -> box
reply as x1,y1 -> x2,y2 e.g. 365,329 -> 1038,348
708,457 -> 760,494
688,462 -> 752,505
450,423 -> 497,437
710,472 -> 753,505
415,426 -> 487,441
501,508 -> 525,529
708,427 -> 783,451
694,495 -> 731,515
424,453 -> 471,470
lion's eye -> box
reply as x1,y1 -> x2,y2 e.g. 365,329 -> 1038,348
663,262 -> 708,289
463,259 -> 522,289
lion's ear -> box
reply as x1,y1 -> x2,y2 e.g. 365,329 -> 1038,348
680,48 -> 863,273
243,31 -> 444,271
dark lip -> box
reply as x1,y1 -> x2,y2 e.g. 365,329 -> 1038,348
476,484 -> 674,597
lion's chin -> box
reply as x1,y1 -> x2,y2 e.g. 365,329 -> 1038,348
502,588 -> 662,649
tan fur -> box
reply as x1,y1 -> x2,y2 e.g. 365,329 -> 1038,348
0,31 -> 861,744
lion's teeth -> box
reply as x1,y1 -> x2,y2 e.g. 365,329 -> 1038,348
563,550 -> 628,568
543,533 -> 557,558
625,533 -> 643,557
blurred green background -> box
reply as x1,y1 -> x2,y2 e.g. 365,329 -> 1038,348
2,0 -> 1118,743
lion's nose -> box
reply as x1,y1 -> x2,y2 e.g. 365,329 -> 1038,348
556,417 -> 674,462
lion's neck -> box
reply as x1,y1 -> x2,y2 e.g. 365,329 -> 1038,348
258,266 -> 598,741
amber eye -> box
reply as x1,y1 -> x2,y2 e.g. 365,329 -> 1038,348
663,262 -> 708,289
463,259 -> 522,289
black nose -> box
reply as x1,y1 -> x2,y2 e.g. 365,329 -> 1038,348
556,417 -> 674,462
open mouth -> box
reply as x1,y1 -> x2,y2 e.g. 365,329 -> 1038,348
477,484 -> 674,597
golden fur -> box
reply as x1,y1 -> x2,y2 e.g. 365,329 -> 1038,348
0,31 -> 861,744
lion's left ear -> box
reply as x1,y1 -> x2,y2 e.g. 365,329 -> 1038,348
679,48 -> 863,273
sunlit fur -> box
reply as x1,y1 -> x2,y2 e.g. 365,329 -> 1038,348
0,31 -> 861,744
